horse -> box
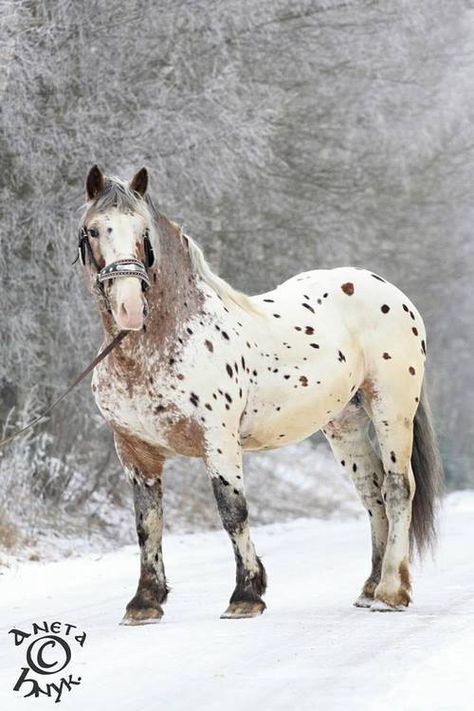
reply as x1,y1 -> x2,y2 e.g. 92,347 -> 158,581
78,164 -> 443,625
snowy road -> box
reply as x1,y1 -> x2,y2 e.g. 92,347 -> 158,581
1,494 -> 473,711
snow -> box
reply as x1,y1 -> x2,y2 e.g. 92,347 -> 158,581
1,493 -> 473,710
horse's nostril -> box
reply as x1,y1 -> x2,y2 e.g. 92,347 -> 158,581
143,303 -> 149,318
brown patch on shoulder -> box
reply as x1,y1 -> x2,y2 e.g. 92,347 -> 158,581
165,416 -> 205,458
341,282 -> 354,295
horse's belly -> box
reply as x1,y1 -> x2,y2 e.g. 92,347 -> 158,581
241,371 -> 361,451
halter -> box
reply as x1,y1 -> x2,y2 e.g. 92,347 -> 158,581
98,258 -> 150,289
78,226 -> 155,296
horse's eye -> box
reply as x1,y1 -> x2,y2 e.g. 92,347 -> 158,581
89,227 -> 99,238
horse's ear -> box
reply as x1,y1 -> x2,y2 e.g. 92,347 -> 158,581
130,167 -> 148,197
86,164 -> 104,201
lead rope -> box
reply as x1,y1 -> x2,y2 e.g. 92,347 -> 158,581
0,330 -> 130,450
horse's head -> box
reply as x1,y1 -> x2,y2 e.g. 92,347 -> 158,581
79,165 -> 157,331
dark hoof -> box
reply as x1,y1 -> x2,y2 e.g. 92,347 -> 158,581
220,599 -> 266,619
120,605 -> 164,626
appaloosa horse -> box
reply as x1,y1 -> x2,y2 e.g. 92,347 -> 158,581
79,165 -> 442,624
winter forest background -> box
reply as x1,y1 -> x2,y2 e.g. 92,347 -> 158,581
0,0 -> 472,556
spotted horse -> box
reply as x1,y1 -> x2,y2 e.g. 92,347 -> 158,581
79,165 -> 443,624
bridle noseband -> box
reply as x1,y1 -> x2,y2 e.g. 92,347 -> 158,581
78,226 -> 155,299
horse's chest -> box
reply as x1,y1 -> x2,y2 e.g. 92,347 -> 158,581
91,366 -> 203,458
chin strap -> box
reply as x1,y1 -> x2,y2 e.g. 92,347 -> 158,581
0,330 -> 130,450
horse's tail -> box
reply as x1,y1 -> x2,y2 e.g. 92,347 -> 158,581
410,384 -> 444,557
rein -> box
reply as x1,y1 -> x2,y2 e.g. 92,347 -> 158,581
0,330 -> 130,450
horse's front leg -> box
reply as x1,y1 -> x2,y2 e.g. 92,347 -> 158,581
115,435 -> 168,625
206,444 -> 267,619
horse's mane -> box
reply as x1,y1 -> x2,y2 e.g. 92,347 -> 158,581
84,177 -> 260,317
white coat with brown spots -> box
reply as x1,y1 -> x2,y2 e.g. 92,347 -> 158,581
81,166 -> 442,624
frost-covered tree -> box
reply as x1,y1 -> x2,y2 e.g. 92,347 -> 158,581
0,0 -> 472,548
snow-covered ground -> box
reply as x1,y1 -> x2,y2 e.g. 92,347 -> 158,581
0,492 -> 473,711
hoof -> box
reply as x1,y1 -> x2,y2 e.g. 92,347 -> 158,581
120,606 -> 164,626
370,599 -> 406,612
220,600 -> 266,619
353,594 -> 374,608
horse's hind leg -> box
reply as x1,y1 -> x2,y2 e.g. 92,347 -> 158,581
362,377 -> 420,611
205,442 -> 266,619
323,400 -> 388,607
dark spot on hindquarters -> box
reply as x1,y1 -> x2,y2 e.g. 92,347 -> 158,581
371,274 -> 386,282
225,393 -> 232,403
403,304 -> 409,312
409,310 -> 415,320
381,304 -> 390,313
205,340 -> 214,352
338,350 -> 346,362
226,364 -> 233,378
368,509 -> 373,517
383,352 -> 391,360
149,376 -> 154,384
252,369 -> 257,376
299,376 -> 308,386
352,463 -> 357,472
303,294 -> 310,300
409,366 -> 416,375
421,340 -> 426,355
219,475 -> 229,486
341,460 -> 345,466
305,326 -> 314,335
376,499 -> 384,506
341,282 -> 354,295
310,343 -> 320,349
283,374 -> 290,380
241,356 -> 246,370
205,403 -> 213,411
294,326 -> 302,331
263,298 -> 274,302
390,451 -> 397,463
217,448 -> 222,454
190,392 -> 199,406
154,405 -> 166,414
302,303 -> 315,313
186,327 -> 193,335
273,314 -> 281,318
415,396 -> 419,403
169,357 -> 175,366
323,292 -> 328,298
222,331 -> 230,340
